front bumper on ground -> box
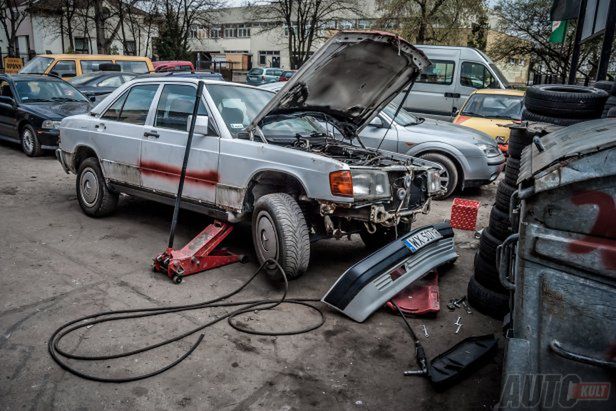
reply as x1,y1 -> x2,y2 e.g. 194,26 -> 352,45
322,221 -> 457,322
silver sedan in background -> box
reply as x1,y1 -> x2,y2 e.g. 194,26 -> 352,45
260,82 -> 505,199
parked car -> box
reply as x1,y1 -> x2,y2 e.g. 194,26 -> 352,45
261,82 -> 505,199
153,61 -> 195,72
19,54 -> 154,79
169,72 -> 225,81
393,46 -> 510,119
453,89 -> 525,150
0,74 -> 92,156
278,70 -> 296,81
245,67 -> 284,86
69,72 -> 138,102
56,31 -> 443,280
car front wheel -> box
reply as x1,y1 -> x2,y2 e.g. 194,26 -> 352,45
419,153 -> 459,200
21,124 -> 42,157
252,193 -> 310,281
76,157 -> 119,217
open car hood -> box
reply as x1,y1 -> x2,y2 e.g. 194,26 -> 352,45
249,31 -> 430,138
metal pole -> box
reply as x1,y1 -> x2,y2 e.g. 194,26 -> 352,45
568,0 -> 587,84
596,0 -> 616,81
167,80 -> 205,249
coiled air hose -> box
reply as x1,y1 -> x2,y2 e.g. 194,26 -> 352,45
48,259 -> 325,383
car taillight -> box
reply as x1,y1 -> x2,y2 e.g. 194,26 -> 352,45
329,170 -> 353,197
261,75 -> 265,80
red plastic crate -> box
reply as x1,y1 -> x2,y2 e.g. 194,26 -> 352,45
450,198 -> 480,230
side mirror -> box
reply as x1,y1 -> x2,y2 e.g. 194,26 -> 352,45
0,96 -> 15,106
452,107 -> 459,117
369,117 -> 383,128
188,115 -> 209,135
88,95 -> 97,102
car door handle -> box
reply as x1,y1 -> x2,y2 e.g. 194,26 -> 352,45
94,123 -> 106,130
144,131 -> 159,138
444,92 -> 461,98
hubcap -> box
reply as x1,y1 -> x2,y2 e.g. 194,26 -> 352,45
22,129 -> 34,153
255,211 -> 278,263
79,168 -> 99,207
438,168 -> 450,190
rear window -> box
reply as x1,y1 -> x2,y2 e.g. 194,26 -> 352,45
266,69 -> 283,76
248,68 -> 264,75
115,60 -> 149,74
416,60 -> 455,85
81,60 -> 113,74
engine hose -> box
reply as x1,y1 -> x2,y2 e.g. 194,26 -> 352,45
48,259 -> 325,383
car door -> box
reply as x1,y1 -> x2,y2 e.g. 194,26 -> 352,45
95,83 -> 160,187
0,79 -> 18,140
359,114 -> 399,153
140,83 -> 219,205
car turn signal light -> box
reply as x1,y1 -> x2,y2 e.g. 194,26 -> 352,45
330,170 -> 353,197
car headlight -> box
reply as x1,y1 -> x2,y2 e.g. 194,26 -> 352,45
476,143 -> 501,158
42,120 -> 62,129
351,170 -> 390,199
427,169 -> 442,194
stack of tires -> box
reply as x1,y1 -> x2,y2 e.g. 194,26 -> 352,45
521,84 -> 609,126
595,81 -> 616,118
467,126 -> 533,319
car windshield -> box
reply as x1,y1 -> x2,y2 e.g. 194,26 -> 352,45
69,73 -> 102,86
20,57 -> 54,74
15,80 -> 88,103
382,102 -> 420,126
206,84 -> 273,136
461,93 -> 523,120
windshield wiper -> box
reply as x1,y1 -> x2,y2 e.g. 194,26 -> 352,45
21,98 -> 51,102
51,97 -> 82,102
461,112 -> 485,118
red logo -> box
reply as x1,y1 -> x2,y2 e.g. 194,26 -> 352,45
569,382 -> 610,400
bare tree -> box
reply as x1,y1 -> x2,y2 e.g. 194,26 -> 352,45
376,0 -> 485,45
246,0 -> 361,69
0,0 -> 35,56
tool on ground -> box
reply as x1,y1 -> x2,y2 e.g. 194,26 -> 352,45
152,80 -> 244,284
392,301 -> 429,377
421,324 -> 429,338
454,317 -> 463,334
386,270 -> 440,315
446,296 -> 466,311
48,259 -> 324,383
323,222 -> 457,322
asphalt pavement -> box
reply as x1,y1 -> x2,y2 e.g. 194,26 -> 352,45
0,141 -> 503,410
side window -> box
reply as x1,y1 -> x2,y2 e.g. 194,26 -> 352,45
154,84 -> 208,131
52,60 -> 76,77
460,62 -> 496,89
416,60 -> 454,85
0,80 -> 14,98
101,84 -> 158,124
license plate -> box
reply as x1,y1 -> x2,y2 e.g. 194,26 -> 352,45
403,227 -> 443,253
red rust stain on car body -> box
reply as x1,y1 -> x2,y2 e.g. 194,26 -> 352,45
140,160 -> 219,187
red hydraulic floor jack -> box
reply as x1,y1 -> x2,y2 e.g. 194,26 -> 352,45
152,81 -> 244,284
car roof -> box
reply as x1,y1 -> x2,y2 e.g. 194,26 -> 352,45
472,88 -> 525,96
1,73 -> 63,82
128,76 -> 256,89
37,54 -> 150,62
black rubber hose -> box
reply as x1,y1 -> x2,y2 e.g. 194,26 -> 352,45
48,259 -> 324,383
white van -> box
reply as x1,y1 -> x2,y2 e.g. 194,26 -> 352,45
395,46 -> 510,118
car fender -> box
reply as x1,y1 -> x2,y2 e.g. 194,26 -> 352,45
404,142 -> 472,177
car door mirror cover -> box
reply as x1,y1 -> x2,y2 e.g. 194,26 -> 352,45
369,117 -> 383,128
188,114 -> 209,136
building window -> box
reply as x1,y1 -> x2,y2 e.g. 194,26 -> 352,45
357,20 -> 371,29
339,20 -> 355,30
237,24 -> 251,38
124,40 -> 136,56
258,50 -> 280,67
74,37 -> 89,54
210,27 -> 221,39
224,25 -> 236,38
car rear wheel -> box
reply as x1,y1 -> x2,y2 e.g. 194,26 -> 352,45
252,193 -> 310,281
21,124 -> 42,157
76,157 -> 119,217
419,153 -> 459,200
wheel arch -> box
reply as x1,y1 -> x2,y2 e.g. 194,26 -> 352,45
72,145 -> 100,173
243,169 -> 309,213
407,144 -> 467,186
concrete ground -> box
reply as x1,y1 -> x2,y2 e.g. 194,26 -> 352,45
0,141 -> 504,410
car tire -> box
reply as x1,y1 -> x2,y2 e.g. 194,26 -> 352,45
602,96 -> 616,118
252,193 -> 310,281
524,84 -> 608,118
495,181 -> 516,213
360,221 -> 412,249
479,227 -> 502,264
521,108 -> 582,126
607,106 -> 616,118
504,157 -> 520,186
474,251 -> 506,293
467,274 -> 509,320
76,157 -> 119,217
419,153 -> 458,200
489,206 -> 512,240
507,129 -> 532,159
20,124 -> 42,157
593,80 -> 614,93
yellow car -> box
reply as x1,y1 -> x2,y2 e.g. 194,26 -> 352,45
19,54 -> 154,79
453,89 -> 524,151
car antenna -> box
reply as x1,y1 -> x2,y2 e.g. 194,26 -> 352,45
376,80 -> 415,151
